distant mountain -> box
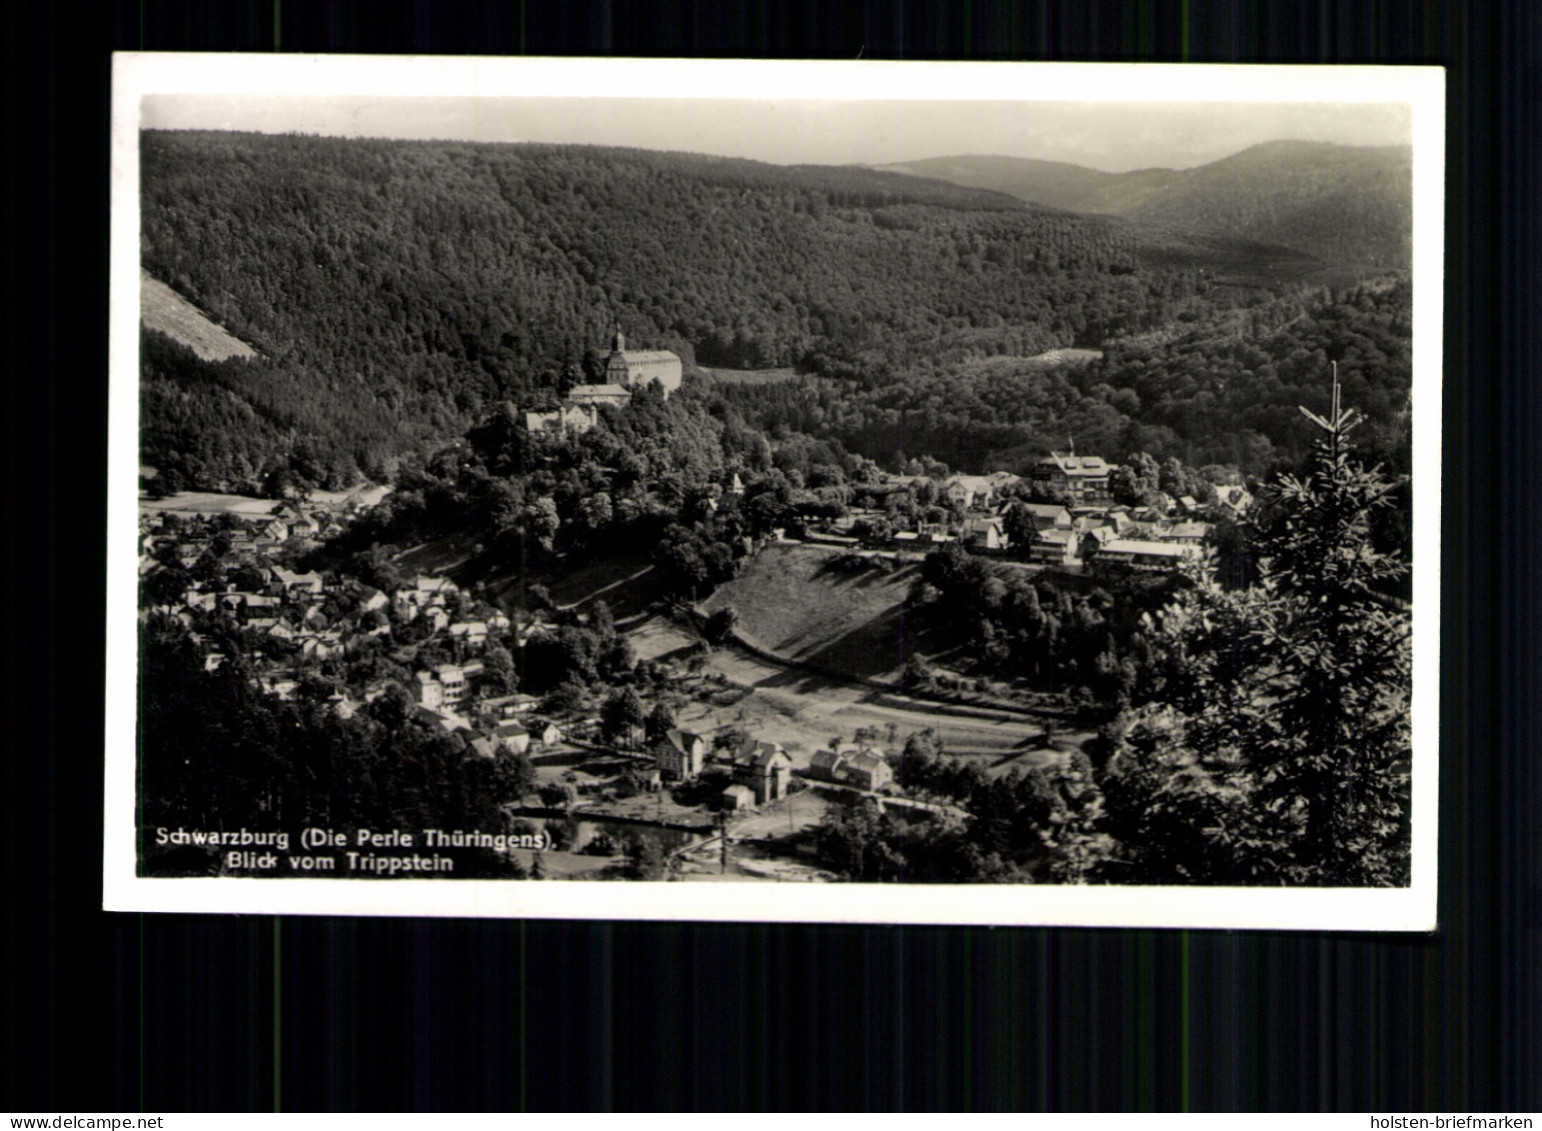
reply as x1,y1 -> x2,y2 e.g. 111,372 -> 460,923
878,140 -> 1412,270
877,155 -> 1179,215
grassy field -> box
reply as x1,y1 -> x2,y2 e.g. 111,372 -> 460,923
394,532 -> 481,577
140,268 -> 258,362
627,616 -> 698,663
138,482 -> 390,520
482,549 -> 662,621
694,365 -> 801,385
1007,347 -> 1105,369
663,641 -> 1050,769
702,543 -> 919,682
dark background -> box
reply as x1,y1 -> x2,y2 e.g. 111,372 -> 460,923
4,0 -> 1536,1112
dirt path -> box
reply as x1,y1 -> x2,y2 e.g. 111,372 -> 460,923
556,565 -> 655,611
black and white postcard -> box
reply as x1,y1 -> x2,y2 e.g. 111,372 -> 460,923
107,56 -> 1443,927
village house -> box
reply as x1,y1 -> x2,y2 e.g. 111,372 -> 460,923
962,516 -> 1008,551
1217,486 -> 1254,516
231,590 -> 283,609
1088,538 -> 1200,574
1031,451 -> 1113,504
286,513 -> 321,539
637,765 -> 664,792
415,664 -> 469,711
843,750 -> 894,792
448,620 -> 489,649
1161,522 -> 1211,545
417,705 -> 472,735
730,738 -> 794,805
809,745 -> 895,792
299,632 -> 344,660
414,575 -> 458,599
1019,502 -> 1073,531
654,729 -> 710,782
1027,527 -> 1083,567
271,567 -> 325,596
493,719 -> 531,756
1101,510 -> 1136,536
720,784 -> 757,812
895,529 -> 954,550
481,695 -> 517,718
944,475 -> 998,512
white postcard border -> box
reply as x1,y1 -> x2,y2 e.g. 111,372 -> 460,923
106,55 -> 1444,929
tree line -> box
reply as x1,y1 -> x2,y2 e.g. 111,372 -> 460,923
712,279 -> 1411,479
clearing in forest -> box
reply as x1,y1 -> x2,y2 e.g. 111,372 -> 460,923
702,543 -> 921,682
140,268 -> 258,362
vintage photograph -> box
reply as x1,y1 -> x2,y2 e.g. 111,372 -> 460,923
107,57 -> 1442,926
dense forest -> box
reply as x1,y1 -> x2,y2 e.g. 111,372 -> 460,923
712,277 -> 1411,476
139,130 -> 1352,491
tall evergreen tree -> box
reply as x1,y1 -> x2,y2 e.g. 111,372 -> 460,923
1099,373 -> 1412,886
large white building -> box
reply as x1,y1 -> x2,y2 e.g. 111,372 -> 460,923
603,326 -> 682,395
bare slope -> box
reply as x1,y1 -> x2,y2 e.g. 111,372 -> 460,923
140,268 -> 257,362
702,543 -> 919,681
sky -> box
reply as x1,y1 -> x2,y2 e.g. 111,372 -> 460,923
140,80 -> 1414,172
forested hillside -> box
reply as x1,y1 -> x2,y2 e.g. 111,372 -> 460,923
140,130 -> 1308,491
714,277 -> 1411,476
883,141 -> 1411,270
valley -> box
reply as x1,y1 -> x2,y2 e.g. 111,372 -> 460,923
133,123 -> 1416,888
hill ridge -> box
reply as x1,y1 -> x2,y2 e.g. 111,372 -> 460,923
876,139 -> 1412,267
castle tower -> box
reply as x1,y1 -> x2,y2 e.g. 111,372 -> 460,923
602,322 -> 683,396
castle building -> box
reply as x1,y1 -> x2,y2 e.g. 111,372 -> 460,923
524,403 -> 599,437
565,385 -> 632,408
523,327 -> 684,441
603,326 -> 682,395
